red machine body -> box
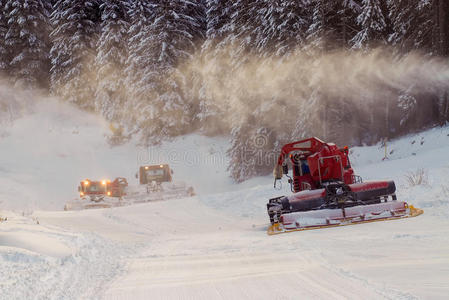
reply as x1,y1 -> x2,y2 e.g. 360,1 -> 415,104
274,137 -> 356,192
78,178 -> 128,199
109,177 -> 128,197
267,137 -> 422,235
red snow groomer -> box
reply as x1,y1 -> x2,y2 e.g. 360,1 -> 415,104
78,178 -> 128,201
267,137 -> 422,235
64,178 -> 129,210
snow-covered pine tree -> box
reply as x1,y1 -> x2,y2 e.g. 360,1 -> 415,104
337,0 -> 361,47
291,89 -> 323,140
224,0 -> 312,181
95,0 -> 130,124
50,0 -> 100,109
123,0 -> 155,140
146,0 -> 204,70
227,112 -> 291,182
43,0 -> 55,16
259,0 -> 308,57
4,0 -> 50,88
0,0 -> 8,74
129,0 -> 205,144
226,120 -> 259,183
388,0 -> 433,53
204,0 -> 230,44
293,1 -> 356,144
218,0 -> 262,181
437,90 -> 449,126
351,0 -> 388,49
305,0 -> 335,51
195,0 -> 235,135
203,0 -> 237,56
432,0 -> 449,56
225,0 -> 267,67
125,0 -> 153,97
397,86 -> 417,128
432,0 -> 449,126
305,0 -> 359,51
178,0 -> 206,130
302,1 -> 332,141
388,1 -> 445,132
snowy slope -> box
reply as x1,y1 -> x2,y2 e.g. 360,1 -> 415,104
1,100 -> 449,299
0,98 -> 232,211
351,127 -> 449,219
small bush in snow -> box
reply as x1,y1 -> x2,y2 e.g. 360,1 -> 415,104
404,168 -> 428,187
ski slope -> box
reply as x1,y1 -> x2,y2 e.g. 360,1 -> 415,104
1,99 -> 449,299
0,97 -> 233,211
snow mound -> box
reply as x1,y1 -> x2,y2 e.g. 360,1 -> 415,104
0,231 -> 71,258
0,212 -> 127,300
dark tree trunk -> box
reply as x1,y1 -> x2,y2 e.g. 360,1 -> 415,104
439,0 -> 449,55
433,0 -> 449,55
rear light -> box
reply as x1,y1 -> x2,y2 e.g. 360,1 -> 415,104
280,215 -> 284,224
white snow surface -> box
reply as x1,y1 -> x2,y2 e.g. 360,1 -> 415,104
1,99 -> 449,299
0,97 -> 234,211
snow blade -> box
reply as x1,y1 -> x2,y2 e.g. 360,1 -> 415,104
267,202 -> 423,235
64,197 -> 125,211
64,183 -> 195,211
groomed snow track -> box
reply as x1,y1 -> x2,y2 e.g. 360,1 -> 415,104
0,191 -> 443,300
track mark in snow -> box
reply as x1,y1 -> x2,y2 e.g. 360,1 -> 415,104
326,265 -> 419,300
106,251 -> 390,299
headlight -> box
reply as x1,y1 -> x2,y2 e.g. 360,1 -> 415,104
107,191 -> 111,196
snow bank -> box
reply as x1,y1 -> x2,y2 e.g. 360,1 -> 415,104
0,212 -> 127,300
349,126 -> 449,220
0,231 -> 71,258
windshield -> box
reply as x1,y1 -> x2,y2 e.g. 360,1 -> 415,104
85,183 -> 105,192
145,169 -> 165,176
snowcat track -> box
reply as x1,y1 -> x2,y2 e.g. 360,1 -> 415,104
267,205 -> 423,235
